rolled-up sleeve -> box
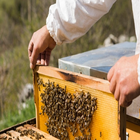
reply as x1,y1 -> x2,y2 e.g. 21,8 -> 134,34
46,0 -> 116,45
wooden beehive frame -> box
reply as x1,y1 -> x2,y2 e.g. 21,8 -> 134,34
33,66 -> 126,140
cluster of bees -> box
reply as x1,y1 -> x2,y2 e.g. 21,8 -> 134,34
18,129 -> 45,139
0,135 -> 13,140
0,129 -> 45,140
37,76 -> 97,140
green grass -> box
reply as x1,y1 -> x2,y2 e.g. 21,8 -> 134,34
0,46 -> 33,119
0,97 -> 35,130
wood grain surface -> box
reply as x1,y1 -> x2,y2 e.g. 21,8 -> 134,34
0,124 -> 58,140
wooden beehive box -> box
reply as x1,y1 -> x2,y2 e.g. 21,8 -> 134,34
33,66 -> 126,140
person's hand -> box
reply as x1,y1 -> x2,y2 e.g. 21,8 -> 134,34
28,25 -> 56,69
107,54 -> 140,107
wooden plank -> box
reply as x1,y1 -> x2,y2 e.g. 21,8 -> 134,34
24,124 -> 59,140
16,126 -> 25,132
120,107 -> 126,140
16,126 -> 34,140
33,70 -> 40,129
9,130 -> 32,140
34,66 -> 126,140
126,121 -> 140,140
16,126 -> 46,140
0,133 -> 13,140
127,115 -> 140,126
34,66 -> 111,94
0,118 -> 36,135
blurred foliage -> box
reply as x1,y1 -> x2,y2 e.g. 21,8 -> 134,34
0,0 -> 135,129
0,97 -> 35,130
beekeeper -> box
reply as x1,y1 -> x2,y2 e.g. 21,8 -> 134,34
28,0 -> 140,107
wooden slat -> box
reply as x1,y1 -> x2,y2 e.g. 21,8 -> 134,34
0,125 -> 58,140
34,66 -> 111,94
0,118 -> 36,135
24,124 -> 59,140
120,107 -> 126,140
9,130 -> 32,140
16,126 -> 47,140
0,133 -> 13,140
126,121 -> 140,140
127,115 -> 140,126
16,126 -> 25,132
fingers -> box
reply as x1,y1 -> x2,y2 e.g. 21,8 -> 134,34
112,79 -> 132,107
45,48 -> 52,66
28,40 -> 34,57
109,74 -> 116,94
36,50 -> 51,66
113,82 -> 120,101
28,45 -> 51,68
126,101 -> 132,107
107,66 -> 114,82
37,54 -> 41,64
29,44 -> 39,69
41,51 -> 46,65
119,93 -> 132,107
28,40 -> 35,69
28,26 -> 56,69
108,66 -> 117,94
109,70 -> 121,101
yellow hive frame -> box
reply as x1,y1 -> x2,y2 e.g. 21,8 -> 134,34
33,66 -> 126,140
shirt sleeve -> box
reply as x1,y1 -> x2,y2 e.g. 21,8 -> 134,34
46,0 -> 116,45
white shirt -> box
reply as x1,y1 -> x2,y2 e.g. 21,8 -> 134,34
46,0 -> 139,50
131,0 -> 140,54
46,0 -> 116,45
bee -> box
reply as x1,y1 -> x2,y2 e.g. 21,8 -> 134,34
79,91 -> 84,98
100,132 -> 102,137
2,136 -> 7,139
64,86 -> 66,92
87,135 -> 91,140
94,105 -> 97,110
56,84 -> 59,88
43,83 -> 46,87
80,128 -> 84,135
20,132 -> 24,136
52,82 -> 55,86
47,80 -> 50,85
67,93 -> 72,99
38,86 -> 40,91
84,122 -> 89,128
74,137 -> 78,140
87,128 -> 90,132
72,130 -> 75,136
6,131 -> 11,136
16,136 -> 20,140
53,88 -> 57,92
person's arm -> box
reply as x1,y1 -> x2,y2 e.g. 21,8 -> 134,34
47,0 -> 116,45
107,1 -> 140,107
28,26 -> 56,69
107,54 -> 140,107
28,0 -> 116,69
